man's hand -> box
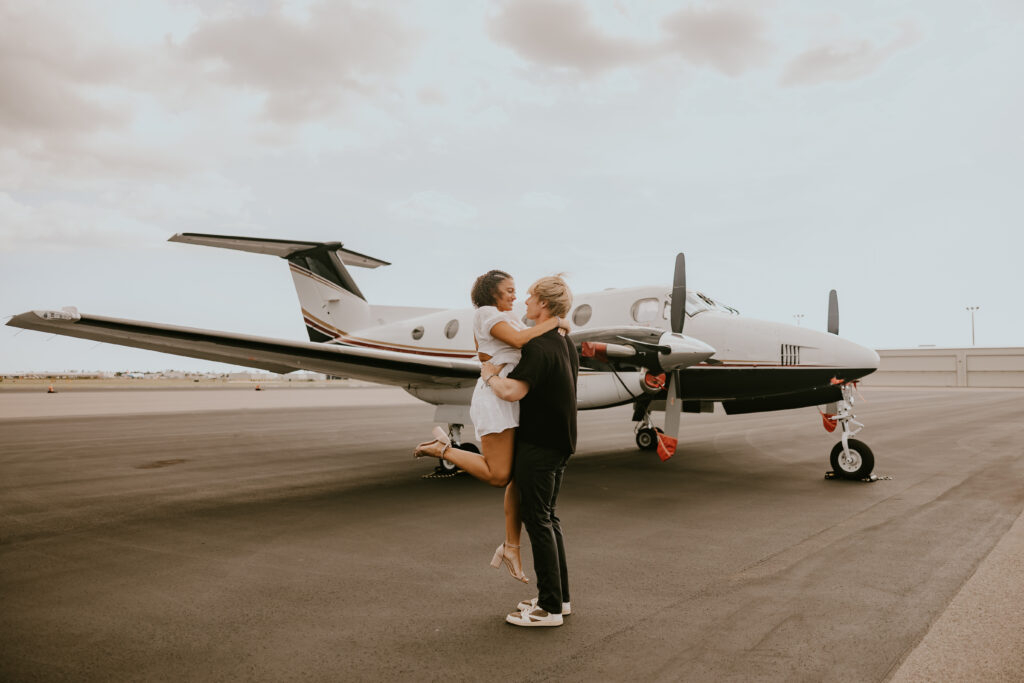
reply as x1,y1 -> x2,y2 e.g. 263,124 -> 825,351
481,362 -> 529,402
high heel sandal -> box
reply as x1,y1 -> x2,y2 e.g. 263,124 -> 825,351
413,426 -> 452,459
490,542 -> 529,583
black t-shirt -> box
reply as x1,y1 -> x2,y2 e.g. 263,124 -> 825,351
508,328 -> 579,454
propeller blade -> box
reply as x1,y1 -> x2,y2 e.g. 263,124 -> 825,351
659,369 -> 682,460
827,289 -> 839,335
671,253 -> 686,335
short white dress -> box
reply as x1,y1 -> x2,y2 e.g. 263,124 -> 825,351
469,306 -> 523,440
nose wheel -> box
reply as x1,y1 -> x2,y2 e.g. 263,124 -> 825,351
827,383 -> 875,480
830,438 -> 874,479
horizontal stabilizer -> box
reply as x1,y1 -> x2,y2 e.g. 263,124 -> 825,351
169,233 -> 390,269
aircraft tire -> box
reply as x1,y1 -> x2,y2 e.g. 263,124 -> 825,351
635,428 -> 661,451
439,441 -> 479,471
829,439 -> 874,480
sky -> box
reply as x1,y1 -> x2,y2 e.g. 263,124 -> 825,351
2,0 -> 1022,373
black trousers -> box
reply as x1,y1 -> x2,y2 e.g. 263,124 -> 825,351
515,440 -> 571,615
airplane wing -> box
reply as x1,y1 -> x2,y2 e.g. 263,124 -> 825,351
7,309 -> 479,387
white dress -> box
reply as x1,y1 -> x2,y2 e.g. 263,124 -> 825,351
470,306 -> 522,440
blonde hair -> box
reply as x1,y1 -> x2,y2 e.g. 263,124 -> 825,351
530,274 -> 572,318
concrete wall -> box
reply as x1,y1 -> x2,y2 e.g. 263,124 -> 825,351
866,347 -> 1024,388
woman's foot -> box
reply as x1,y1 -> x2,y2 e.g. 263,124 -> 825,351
413,426 -> 452,459
490,542 -> 529,583
413,439 -> 449,459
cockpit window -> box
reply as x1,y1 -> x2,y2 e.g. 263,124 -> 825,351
678,291 -> 739,317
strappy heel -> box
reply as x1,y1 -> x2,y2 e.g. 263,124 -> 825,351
413,426 -> 452,459
490,542 -> 529,583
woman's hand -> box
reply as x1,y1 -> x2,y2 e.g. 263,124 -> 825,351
557,317 -> 571,336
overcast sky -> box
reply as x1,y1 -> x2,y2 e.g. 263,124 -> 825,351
2,0 -> 1022,373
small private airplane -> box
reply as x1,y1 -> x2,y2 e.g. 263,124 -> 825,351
8,233 -> 880,478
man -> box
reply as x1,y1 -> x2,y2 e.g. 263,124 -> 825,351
482,275 -> 578,627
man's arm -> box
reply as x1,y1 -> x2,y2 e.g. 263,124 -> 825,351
481,361 -> 529,402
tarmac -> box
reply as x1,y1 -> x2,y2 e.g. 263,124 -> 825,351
1,385 -> 1023,681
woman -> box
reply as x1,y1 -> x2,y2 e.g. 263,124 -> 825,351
414,270 -> 568,583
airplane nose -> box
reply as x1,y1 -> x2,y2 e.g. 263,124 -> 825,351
843,339 -> 879,371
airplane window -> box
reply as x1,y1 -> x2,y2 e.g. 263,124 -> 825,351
411,326 -> 424,340
631,298 -> 659,323
698,292 -> 740,315
572,304 -> 592,326
444,319 -> 459,339
685,292 -> 709,316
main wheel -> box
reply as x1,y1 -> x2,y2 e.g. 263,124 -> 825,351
830,439 -> 875,480
438,441 -> 478,472
635,427 -> 662,451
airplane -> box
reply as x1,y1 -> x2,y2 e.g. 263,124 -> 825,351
7,233 -> 880,479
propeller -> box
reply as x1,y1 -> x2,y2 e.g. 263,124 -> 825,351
670,253 -> 686,334
661,253 -> 688,460
828,289 -> 839,335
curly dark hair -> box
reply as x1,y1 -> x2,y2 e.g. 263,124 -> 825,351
471,270 -> 512,308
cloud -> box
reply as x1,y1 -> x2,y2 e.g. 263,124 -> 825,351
781,23 -> 920,86
660,6 -> 773,76
488,0 -> 654,74
0,4 -> 134,140
488,0 -> 772,77
388,191 -> 479,228
0,171 -> 254,253
181,2 -> 416,122
0,192 -> 157,252
0,3 -> 199,184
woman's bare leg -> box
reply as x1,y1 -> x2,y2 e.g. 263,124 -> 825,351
417,429 -> 525,577
429,429 -> 515,488
504,479 -> 522,547
502,478 -> 524,578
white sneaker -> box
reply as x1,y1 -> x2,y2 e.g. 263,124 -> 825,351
516,597 -> 571,615
506,606 -> 563,627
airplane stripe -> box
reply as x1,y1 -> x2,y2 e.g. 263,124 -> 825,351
301,309 -> 478,359
305,309 -> 848,367
303,306 -> 847,368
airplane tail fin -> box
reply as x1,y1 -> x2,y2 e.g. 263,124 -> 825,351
169,233 -> 389,342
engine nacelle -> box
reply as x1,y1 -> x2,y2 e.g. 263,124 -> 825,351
657,332 -> 716,372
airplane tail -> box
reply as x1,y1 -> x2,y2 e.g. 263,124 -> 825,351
169,233 -> 389,342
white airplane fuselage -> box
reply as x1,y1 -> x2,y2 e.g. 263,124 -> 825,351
307,285 -> 879,410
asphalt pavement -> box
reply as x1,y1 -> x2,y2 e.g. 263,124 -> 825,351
1,386 -> 1022,681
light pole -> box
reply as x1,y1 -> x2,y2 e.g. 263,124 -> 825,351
966,306 -> 979,346
793,314 -> 804,327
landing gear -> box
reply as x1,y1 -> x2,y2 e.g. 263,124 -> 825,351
633,403 -> 663,451
427,424 -> 474,477
438,439 -> 478,472
830,439 -> 874,480
635,426 -> 663,451
828,383 -> 875,480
